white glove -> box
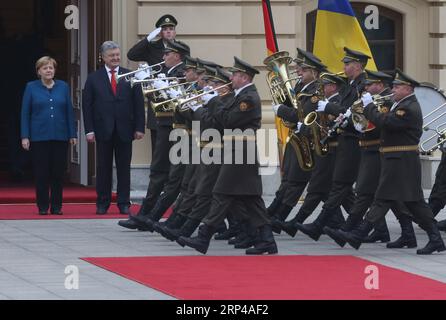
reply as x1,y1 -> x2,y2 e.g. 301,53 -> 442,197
157,73 -> 166,79
294,122 -> 303,134
153,79 -> 167,90
272,104 -> 281,115
201,91 -> 218,105
147,27 -> 162,42
189,102 -> 203,112
344,108 -> 352,119
167,88 -> 181,99
317,99 -> 329,112
135,69 -> 151,80
354,122 -> 365,133
361,92 -> 373,107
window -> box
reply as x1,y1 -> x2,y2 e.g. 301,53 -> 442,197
306,3 -> 403,72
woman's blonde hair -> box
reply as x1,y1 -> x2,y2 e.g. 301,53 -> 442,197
35,56 -> 57,76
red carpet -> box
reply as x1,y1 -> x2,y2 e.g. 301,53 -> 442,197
0,185 -> 116,204
0,203 -> 140,220
83,256 -> 446,300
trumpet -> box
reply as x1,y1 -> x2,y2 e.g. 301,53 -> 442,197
142,81 -> 197,95
130,76 -> 186,88
177,83 -> 233,112
351,93 -> 394,132
116,61 -> 165,83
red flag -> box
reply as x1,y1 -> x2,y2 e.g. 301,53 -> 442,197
262,0 -> 279,55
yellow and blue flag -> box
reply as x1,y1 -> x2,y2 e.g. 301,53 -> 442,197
314,0 -> 377,73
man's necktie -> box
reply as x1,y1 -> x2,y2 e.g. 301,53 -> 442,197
110,69 -> 117,96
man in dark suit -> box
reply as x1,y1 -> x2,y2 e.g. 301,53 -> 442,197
83,41 -> 145,215
127,14 -> 179,158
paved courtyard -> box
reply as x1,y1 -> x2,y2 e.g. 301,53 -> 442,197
0,196 -> 445,300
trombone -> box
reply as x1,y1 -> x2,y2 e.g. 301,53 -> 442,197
177,83 -> 233,112
116,61 -> 165,83
142,81 -> 197,96
130,76 -> 186,88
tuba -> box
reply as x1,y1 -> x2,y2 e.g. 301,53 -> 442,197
351,93 -> 394,132
264,51 -> 314,171
303,80 -> 329,156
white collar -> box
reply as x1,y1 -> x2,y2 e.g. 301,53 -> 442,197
391,93 -> 415,111
234,83 -> 254,96
301,80 -> 316,92
167,62 -> 183,75
105,65 -> 119,74
328,92 -> 339,101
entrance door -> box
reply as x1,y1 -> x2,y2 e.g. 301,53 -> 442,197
67,0 -> 112,186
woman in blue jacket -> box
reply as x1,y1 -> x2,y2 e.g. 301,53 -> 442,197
21,56 -> 77,215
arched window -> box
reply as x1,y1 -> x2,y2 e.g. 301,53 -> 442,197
306,3 -> 403,72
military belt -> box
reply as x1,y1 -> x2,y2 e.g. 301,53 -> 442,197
359,139 -> 381,148
379,145 -> 419,153
155,112 -> 174,117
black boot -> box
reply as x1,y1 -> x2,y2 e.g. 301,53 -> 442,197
234,223 -> 257,249
228,222 -> 248,245
246,225 -> 278,255
336,220 -> 374,250
277,210 -> 310,238
177,224 -> 216,254
363,218 -> 390,243
214,223 -> 240,240
165,218 -> 201,243
438,220 -> 446,232
118,196 -> 155,230
323,213 -> 363,247
416,222 -> 446,255
324,208 -> 345,231
387,215 -> 417,249
214,221 -> 228,237
295,209 -> 332,241
271,204 -> 293,234
139,196 -> 172,233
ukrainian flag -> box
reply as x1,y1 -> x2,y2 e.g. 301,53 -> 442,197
314,0 -> 377,72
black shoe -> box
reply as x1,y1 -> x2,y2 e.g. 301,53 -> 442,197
50,210 -> 63,216
386,236 -> 417,249
417,241 -> 446,255
337,220 -> 374,250
245,225 -> 278,255
214,226 -> 239,240
362,230 -> 390,243
278,220 -> 299,237
163,227 -> 181,241
96,207 -> 108,215
153,221 -> 166,235
39,209 -> 48,215
234,237 -> 256,249
118,218 -> 140,230
323,226 -> 346,248
178,224 -> 215,254
119,206 -> 130,215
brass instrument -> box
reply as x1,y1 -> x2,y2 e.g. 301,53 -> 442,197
142,81 -> 197,95
177,83 -> 233,112
351,93 -> 394,132
421,102 -> 446,152
116,61 -> 165,83
264,51 -> 314,171
131,76 -> 186,88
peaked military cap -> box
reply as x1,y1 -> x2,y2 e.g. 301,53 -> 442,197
184,56 -> 198,69
342,47 -> 371,65
155,14 -> 178,28
228,56 -> 260,77
295,48 -> 322,64
164,40 -> 190,56
299,50 -> 327,71
392,68 -> 420,87
203,66 -> 231,83
320,72 -> 346,86
364,69 -> 393,85
196,59 -> 223,73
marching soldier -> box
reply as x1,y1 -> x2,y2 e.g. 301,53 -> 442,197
278,72 -> 346,236
177,57 -> 278,255
334,69 -> 445,255
271,49 -> 344,230
325,70 -> 417,249
294,47 -> 367,241
118,40 -> 189,230
428,148 -> 446,232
